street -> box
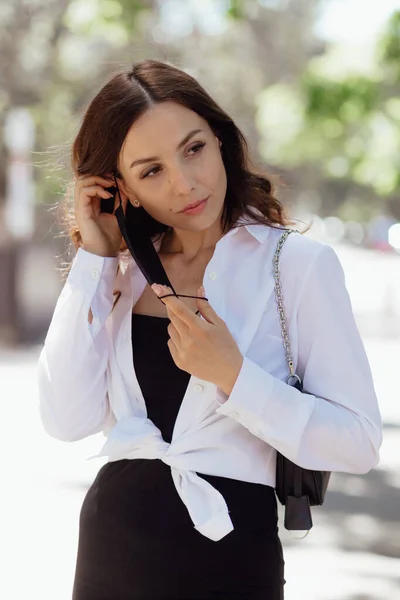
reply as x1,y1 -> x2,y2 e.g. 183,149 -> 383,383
1,241 -> 399,599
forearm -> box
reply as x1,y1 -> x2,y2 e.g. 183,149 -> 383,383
37,248 -> 119,441
216,245 -> 383,475
216,356 -> 382,473
214,354 -> 244,396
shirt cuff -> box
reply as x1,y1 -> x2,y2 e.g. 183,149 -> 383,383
215,356 -> 275,431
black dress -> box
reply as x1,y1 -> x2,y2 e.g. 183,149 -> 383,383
72,314 -> 285,600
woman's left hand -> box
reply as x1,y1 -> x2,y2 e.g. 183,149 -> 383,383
151,284 -> 243,395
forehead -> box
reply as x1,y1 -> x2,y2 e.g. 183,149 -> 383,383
120,101 -> 210,163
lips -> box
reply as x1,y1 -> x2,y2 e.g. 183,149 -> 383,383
180,196 -> 209,213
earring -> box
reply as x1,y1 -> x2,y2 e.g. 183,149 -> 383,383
133,199 -> 141,207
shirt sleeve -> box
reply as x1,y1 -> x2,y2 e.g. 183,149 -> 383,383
37,248 -> 119,442
216,244 -> 383,474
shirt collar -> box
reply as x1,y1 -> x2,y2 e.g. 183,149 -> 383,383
224,214 -> 271,244
241,222 -> 271,243
121,215 -> 271,267
151,221 -> 270,250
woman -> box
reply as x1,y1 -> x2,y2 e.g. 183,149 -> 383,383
37,59 -> 382,600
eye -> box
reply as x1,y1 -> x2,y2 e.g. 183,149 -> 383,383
142,166 -> 160,179
188,142 -> 206,155
141,142 -> 206,179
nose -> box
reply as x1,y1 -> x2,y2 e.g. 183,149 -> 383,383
168,163 -> 195,196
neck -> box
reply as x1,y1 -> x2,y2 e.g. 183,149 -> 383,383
161,220 -> 224,261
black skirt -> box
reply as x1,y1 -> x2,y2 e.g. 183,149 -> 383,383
72,314 -> 285,600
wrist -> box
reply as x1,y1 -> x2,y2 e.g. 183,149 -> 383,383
217,354 -> 243,396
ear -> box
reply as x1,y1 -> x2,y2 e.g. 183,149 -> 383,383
116,176 -> 139,206
116,176 -> 129,197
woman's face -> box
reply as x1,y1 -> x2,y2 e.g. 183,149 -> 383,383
118,101 -> 227,233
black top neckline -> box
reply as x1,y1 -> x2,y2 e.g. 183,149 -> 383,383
132,313 -> 170,320
132,311 -> 200,319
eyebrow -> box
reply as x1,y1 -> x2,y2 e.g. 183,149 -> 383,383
129,129 -> 204,169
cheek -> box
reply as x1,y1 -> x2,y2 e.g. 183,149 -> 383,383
200,149 -> 227,193
127,149 -> 227,221
212,156 -> 228,201
134,190 -> 176,225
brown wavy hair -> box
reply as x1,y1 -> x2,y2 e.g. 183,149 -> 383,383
60,59 -> 302,267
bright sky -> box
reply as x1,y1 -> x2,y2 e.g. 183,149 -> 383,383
158,0 -> 399,44
315,0 -> 400,43
69,0 -> 399,46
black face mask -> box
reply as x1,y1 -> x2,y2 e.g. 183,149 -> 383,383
101,174 -> 206,307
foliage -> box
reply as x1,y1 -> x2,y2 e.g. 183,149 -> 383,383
0,0 -> 157,216
380,10 -> 400,82
4,0 -> 396,226
20,0 -> 323,214
256,10 -> 400,220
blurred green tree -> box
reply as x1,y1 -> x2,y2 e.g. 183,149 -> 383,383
0,0 -> 158,227
0,0 -> 324,227
0,0 -> 333,344
257,10 -> 400,221
0,0 -> 155,342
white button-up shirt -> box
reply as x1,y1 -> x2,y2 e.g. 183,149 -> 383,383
37,223 -> 382,542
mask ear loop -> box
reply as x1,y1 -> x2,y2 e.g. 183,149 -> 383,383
112,174 -> 207,314
112,173 -> 141,263
112,173 -> 178,304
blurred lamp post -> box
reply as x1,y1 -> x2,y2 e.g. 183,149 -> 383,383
4,108 -> 35,240
0,108 -> 35,345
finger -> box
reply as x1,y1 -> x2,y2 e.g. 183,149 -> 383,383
166,305 -> 190,339
82,185 -> 115,199
75,185 -> 114,213
151,285 -> 199,329
195,286 -> 220,325
167,321 -> 181,348
77,175 -> 115,187
167,338 -> 181,368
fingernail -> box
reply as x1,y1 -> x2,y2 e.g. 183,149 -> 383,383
151,284 -> 163,296
199,285 -> 206,297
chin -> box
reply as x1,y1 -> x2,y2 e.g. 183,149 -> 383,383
168,197 -> 225,232
187,211 -> 223,232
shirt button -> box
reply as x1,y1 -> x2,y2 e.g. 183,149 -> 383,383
91,268 -> 100,281
194,384 -> 204,393
208,271 -> 217,280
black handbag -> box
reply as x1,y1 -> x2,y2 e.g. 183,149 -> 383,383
273,229 -> 331,534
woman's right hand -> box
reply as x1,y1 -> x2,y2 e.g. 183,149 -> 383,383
74,174 -> 129,257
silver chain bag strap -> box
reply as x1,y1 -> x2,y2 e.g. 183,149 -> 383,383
273,229 -> 331,534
